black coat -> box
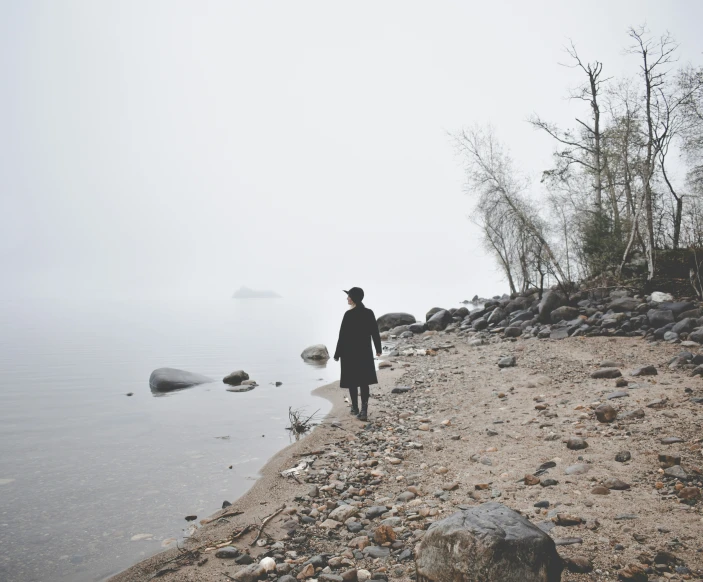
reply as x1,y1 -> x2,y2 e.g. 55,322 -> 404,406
334,306 -> 382,388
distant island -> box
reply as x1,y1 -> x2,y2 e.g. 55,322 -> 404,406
232,286 -> 281,299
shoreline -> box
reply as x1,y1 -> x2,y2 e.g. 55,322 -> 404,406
107,365 -> 406,582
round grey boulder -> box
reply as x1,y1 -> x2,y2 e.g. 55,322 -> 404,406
415,502 -> 563,582
301,344 -> 330,360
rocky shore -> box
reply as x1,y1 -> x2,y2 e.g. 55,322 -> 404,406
110,288 -> 703,582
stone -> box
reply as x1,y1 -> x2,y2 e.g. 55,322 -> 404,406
631,365 -> 658,376
149,368 -> 213,393
563,556 -> 593,573
329,504 -> 359,521
409,322 -> 427,334
660,437 -> 684,444
648,309 -> 675,328
223,370 -> 250,386
215,546 -> 241,559
540,478 -> 558,487
524,474 -> 540,486
591,486 -> 610,495
658,454 -> 681,468
617,563 -> 648,581
301,344 -> 330,361
356,570 -> 371,582
377,313 -> 416,332
591,367 -> 622,379
231,564 -> 266,582
615,451 -> 631,463
554,514 -> 583,526
566,437 -> 588,450
664,465 -> 688,480
551,306 -> 579,323
604,478 -> 631,490
498,356 -> 516,368
608,297 -> 640,312
595,403 -> 617,423
620,409 -> 645,420
362,546 -> 390,558
472,317 -> 489,331
564,464 -> 590,476
504,326 -> 522,338
415,502 -> 563,581
678,487 -> 701,500
365,506 -> 388,519
373,524 -> 396,544
607,390 -> 629,400
538,290 -> 566,324
426,309 -> 453,331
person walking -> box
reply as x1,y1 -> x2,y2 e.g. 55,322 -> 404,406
333,287 -> 382,421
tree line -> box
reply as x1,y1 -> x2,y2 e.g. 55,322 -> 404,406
455,26 -> 703,296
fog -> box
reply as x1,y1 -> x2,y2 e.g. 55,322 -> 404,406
1,1 -> 701,301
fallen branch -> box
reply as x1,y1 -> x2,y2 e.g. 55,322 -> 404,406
250,504 -> 286,546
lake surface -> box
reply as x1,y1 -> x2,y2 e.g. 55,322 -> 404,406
0,291 -> 472,582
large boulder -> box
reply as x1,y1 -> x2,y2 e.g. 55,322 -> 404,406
427,309 -> 453,331
689,328 -> 703,343
648,309 -> 675,329
415,502 -> 563,582
657,301 -> 696,317
300,345 -> 330,361
608,297 -> 640,312
377,313 -> 416,332
505,296 -> 532,315
409,322 -> 427,334
538,290 -> 565,324
487,307 -> 506,325
550,306 -> 579,323
149,368 -> 213,393
426,307 -> 445,321
223,370 -> 249,386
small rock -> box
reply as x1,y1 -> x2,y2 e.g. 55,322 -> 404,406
524,474 -> 540,486
615,451 -> 631,463
591,486 -> 610,495
591,367 -> 622,379
631,365 -> 658,377
564,556 -> 593,573
595,404 -> 618,423
566,437 -> 588,450
498,356 -> 516,368
604,478 -> 631,490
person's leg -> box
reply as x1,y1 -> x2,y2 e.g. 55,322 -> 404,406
357,385 -> 369,420
348,386 -> 359,414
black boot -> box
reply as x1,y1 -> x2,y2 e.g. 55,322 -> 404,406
348,388 -> 359,416
357,397 -> 368,421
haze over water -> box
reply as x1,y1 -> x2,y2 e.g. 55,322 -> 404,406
0,287 -> 477,582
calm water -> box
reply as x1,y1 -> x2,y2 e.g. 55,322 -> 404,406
0,291 -> 470,582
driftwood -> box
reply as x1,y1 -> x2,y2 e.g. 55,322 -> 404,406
250,504 -> 286,546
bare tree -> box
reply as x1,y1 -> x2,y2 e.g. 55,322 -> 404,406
530,41 -> 609,211
623,26 -> 679,278
454,125 -> 568,292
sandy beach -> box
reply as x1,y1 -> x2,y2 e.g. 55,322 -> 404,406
107,323 -> 703,582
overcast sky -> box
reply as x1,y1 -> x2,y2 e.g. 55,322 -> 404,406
1,1 -> 702,301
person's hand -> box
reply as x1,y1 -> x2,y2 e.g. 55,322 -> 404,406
334,356 -> 339,362
376,352 -> 382,357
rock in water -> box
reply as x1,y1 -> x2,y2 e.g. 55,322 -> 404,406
300,345 -> 330,361
223,370 -> 249,386
149,368 -> 213,393
414,502 -> 563,582
376,312 -> 416,331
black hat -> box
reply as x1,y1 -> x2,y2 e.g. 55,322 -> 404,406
343,287 -> 364,304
